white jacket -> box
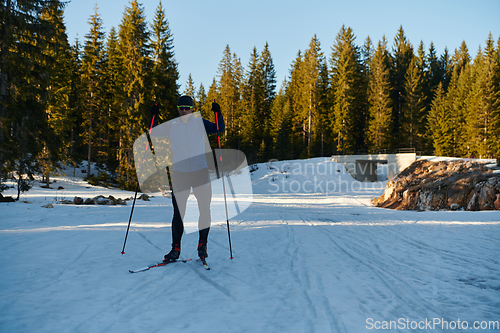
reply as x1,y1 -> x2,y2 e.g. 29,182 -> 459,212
149,113 -> 212,172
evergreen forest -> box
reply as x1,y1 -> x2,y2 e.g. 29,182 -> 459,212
1,0 -> 499,192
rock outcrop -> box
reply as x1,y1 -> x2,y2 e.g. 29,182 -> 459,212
372,159 -> 500,211
59,195 -> 135,206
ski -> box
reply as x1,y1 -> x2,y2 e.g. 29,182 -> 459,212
198,258 -> 210,270
129,259 -> 191,273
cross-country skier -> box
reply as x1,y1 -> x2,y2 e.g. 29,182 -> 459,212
152,95 -> 223,262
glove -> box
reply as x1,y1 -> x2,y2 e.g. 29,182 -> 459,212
211,102 -> 221,117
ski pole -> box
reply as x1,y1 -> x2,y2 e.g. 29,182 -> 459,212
121,113 -> 157,255
213,101 -> 234,259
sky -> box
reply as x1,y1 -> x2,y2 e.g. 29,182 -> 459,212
63,0 -> 500,93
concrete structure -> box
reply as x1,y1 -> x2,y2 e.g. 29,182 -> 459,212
332,153 -> 416,181
355,159 -> 388,182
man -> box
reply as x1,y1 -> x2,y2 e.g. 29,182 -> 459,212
160,95 -> 223,262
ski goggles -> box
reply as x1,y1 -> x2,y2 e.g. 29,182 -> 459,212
178,105 -> 193,111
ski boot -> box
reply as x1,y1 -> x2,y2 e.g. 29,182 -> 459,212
164,244 -> 180,262
197,241 -> 208,259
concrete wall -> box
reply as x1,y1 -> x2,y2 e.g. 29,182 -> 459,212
331,153 -> 416,181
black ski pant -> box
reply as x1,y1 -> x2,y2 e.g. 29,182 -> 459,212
170,168 -> 211,248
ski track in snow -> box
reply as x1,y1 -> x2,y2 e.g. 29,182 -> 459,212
1,158 -> 499,332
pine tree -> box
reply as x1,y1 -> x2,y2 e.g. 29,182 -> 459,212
445,42 -> 471,156
197,83 -> 210,119
439,47 -> 452,91
101,26 -> 124,172
402,56 -> 426,150
287,37 -> 327,159
367,37 -> 393,152
150,1 -> 178,121
38,1 -> 75,186
360,36 -> 374,143
361,36 -> 374,80
452,41 -> 471,76
446,60 -> 470,156
269,84 -> 293,160
81,5 -> 106,175
67,39 -> 84,168
217,45 -> 243,150
204,78 -> 220,149
260,42 -> 277,160
231,53 -> 244,149
65,37 -> 85,167
317,58 -> 331,156
329,25 -> 366,153
426,43 -> 442,102
287,50 -> 306,158
241,47 -> 265,159
427,82 -> 453,155
390,26 -> 414,148
299,36 -> 326,157
0,0 -> 55,197
261,42 -> 277,115
117,0 -> 152,188
493,36 -> 500,156
183,74 -> 196,99
466,38 -> 500,158
183,74 -> 197,116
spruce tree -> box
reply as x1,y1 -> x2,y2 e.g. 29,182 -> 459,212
39,0 -> 74,186
367,37 -> 393,152
269,84 -> 293,160
361,36 -> 374,142
452,41 -> 471,76
231,53 -> 244,149
402,56 -> 426,150
197,83 -> 210,119
446,60 -> 470,156
217,45 -> 242,150
493,36 -> 500,156
150,1 -> 179,121
317,58 -> 331,156
466,38 -> 500,158
361,36 -> 374,80
68,38 -> 84,165
241,47 -> 265,160
117,0 -> 152,188
439,47 -> 452,91
261,43 -> 277,115
390,26 -> 413,148
426,43 -> 442,102
288,37 -> 327,159
183,74 -> 196,99
0,0 -> 55,196
287,50 -> 305,158
329,25 -> 366,153
204,79 -> 220,149
101,26 -> 124,172
260,42 -> 277,160
447,42 -> 471,156
302,36 -> 325,157
81,5 -> 105,175
427,82 -> 453,155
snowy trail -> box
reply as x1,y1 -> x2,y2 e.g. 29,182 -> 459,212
228,194 -> 500,332
1,159 -> 500,332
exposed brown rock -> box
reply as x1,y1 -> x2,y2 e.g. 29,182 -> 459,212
373,159 -> 500,211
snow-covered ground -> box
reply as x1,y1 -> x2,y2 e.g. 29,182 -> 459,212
1,158 -> 499,332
